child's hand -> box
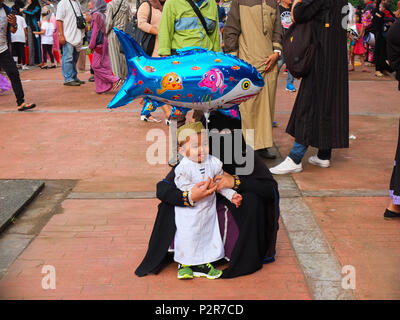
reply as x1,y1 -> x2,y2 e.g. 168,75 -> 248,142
231,193 -> 242,208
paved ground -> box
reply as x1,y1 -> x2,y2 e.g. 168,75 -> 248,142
0,62 -> 399,300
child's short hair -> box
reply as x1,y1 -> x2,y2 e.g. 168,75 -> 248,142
177,122 -> 205,146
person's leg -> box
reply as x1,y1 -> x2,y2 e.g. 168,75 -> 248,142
286,71 -> 296,92
47,45 -> 55,65
0,50 -> 25,106
72,47 -> 80,82
277,57 -> 284,72
289,141 -> 308,164
19,43 -> 26,66
317,149 -> 332,161
269,141 -> 305,174
11,43 -> 19,65
41,44 -> 48,67
349,52 -> 355,71
308,148 -> 332,168
61,42 -> 77,83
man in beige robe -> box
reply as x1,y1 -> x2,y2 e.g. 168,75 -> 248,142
224,0 -> 283,159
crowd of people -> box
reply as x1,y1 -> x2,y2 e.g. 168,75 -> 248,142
348,0 -> 400,76
0,0 -> 399,280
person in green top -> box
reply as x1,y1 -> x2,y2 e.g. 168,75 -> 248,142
158,0 -> 221,57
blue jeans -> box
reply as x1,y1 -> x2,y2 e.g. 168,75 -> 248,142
278,57 -> 294,86
289,142 -> 332,164
62,42 -> 80,83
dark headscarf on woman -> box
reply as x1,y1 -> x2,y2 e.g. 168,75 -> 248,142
91,0 -> 107,14
27,0 -> 41,20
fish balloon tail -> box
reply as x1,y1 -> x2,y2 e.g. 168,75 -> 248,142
114,27 -> 149,61
141,98 -> 165,117
107,28 -> 149,109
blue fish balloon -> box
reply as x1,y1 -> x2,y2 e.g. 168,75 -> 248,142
108,28 -> 265,116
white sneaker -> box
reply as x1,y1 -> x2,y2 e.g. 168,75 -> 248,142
22,65 -> 29,70
269,156 -> 303,175
308,156 -> 330,168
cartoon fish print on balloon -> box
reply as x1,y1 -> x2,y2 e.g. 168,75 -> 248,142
198,68 -> 227,94
157,72 -> 183,94
108,28 -> 265,119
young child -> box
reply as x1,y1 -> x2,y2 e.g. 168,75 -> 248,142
11,7 -> 28,70
349,13 -> 368,72
34,8 -> 55,69
174,122 -> 242,280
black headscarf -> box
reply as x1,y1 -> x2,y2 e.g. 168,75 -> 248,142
27,0 -> 41,21
202,111 -> 275,181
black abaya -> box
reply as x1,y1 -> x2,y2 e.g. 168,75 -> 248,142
135,112 -> 280,278
390,121 -> 400,206
387,19 -> 400,90
286,0 -> 349,150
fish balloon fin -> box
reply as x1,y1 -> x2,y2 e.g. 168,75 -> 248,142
141,98 -> 164,116
217,105 -> 241,120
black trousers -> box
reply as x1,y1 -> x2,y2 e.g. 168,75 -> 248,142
0,49 -> 24,106
42,44 -> 54,63
11,42 -> 26,65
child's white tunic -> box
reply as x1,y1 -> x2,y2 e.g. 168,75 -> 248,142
174,155 -> 236,266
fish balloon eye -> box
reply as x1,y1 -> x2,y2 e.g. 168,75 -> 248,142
176,77 -> 182,84
168,76 -> 174,83
242,80 -> 250,90
210,75 -> 215,81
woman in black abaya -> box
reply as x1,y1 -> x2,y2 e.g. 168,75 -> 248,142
135,111 -> 280,278
270,0 -> 349,175
384,19 -> 400,219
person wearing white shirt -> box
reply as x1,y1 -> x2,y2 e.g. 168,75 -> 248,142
56,0 -> 85,86
34,8 -> 55,68
11,9 -> 28,70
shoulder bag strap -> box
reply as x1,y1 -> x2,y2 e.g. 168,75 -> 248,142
68,0 -> 78,18
137,0 -> 153,24
145,0 -> 152,24
112,0 -> 124,21
185,0 -> 212,35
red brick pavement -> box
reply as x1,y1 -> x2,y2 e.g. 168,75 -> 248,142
0,199 -> 311,300
306,197 -> 400,299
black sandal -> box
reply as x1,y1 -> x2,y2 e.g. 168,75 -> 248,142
18,103 -> 36,111
384,208 -> 400,219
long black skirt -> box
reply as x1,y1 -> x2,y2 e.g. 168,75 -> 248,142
390,120 -> 400,205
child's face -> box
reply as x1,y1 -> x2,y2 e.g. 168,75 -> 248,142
355,15 -> 360,23
179,133 -> 209,163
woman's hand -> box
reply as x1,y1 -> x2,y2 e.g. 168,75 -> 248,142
231,193 -> 243,208
190,178 -> 217,203
213,172 -> 235,191
291,0 -> 302,23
